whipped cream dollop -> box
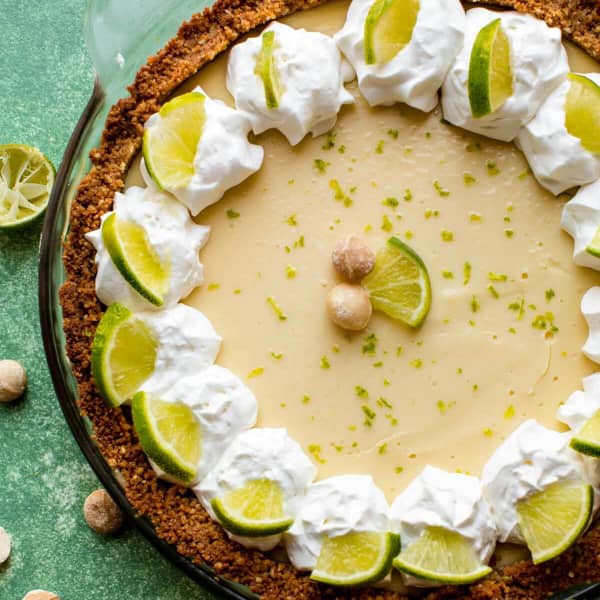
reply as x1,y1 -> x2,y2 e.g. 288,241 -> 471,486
195,428 -> 316,551
137,303 -> 222,397
562,179 -> 600,270
442,8 -> 568,141
284,474 -> 389,571
141,87 -> 264,216
481,419 -> 590,543
227,22 -> 354,146
390,465 -> 496,587
557,383 -> 600,434
86,186 -> 209,312
335,0 -> 465,111
582,287 -> 600,364
150,365 -> 257,484
517,73 -> 600,195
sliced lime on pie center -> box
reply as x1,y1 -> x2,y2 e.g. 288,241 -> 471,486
255,31 -> 282,109
393,526 -> 492,584
132,391 -> 202,485
364,0 -> 419,65
143,91 -> 206,190
211,479 -> 293,537
311,531 -> 400,587
565,73 -> 600,154
91,303 -> 158,407
516,480 -> 593,564
468,18 -> 513,118
102,213 -> 170,306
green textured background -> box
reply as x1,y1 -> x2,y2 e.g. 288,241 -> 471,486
0,2 -> 216,598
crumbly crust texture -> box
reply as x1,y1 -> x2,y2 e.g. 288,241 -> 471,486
60,1 -> 600,598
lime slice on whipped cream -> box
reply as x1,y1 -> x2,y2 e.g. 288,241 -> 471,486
364,0 -> 419,65
565,73 -> 600,155
362,236 -> 431,327
468,18 -> 513,119
0,144 -> 54,230
91,303 -> 158,407
516,480 -> 593,564
102,213 -> 170,307
571,410 -> 600,457
132,391 -> 201,486
255,31 -> 282,109
211,479 -> 294,537
143,91 -> 206,190
392,526 -> 492,584
311,531 -> 400,587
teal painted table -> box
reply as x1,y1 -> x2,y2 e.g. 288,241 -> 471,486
0,2 -> 217,598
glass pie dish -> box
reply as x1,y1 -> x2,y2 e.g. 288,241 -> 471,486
37,0 -> 600,598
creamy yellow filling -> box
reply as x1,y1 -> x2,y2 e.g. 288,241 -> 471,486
126,0 -> 600,502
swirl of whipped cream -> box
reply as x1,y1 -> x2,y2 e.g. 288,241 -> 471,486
562,179 -> 600,270
195,428 -> 316,551
148,365 -> 257,484
227,22 -> 354,146
86,186 -> 209,312
284,474 -> 389,570
390,465 -> 496,587
582,287 -> 600,364
516,74 -> 600,195
141,87 -> 264,216
481,419 -> 590,543
442,8 -> 568,142
335,0 -> 465,111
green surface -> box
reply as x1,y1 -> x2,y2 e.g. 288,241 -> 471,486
0,1 -> 217,598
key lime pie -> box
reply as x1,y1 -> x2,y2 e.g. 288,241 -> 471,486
61,0 -> 600,596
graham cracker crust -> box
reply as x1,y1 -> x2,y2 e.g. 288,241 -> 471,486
60,1 -> 600,598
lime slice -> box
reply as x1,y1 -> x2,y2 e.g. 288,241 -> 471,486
565,73 -> 600,154
392,526 -> 492,584
585,225 -> 600,258
361,236 -> 431,327
211,479 -> 294,537
571,410 -> 600,457
0,144 -> 54,230
91,303 -> 158,407
516,481 -> 593,564
102,212 -> 170,306
364,0 -> 419,65
132,391 -> 201,485
255,31 -> 282,109
143,91 -> 206,190
311,531 -> 400,587
468,18 -> 513,119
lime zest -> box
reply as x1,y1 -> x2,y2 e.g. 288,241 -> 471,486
0,144 -> 55,229
468,18 -> 513,118
91,304 -> 158,407
211,479 -> 293,537
393,526 -> 492,584
102,213 -> 170,307
516,481 -> 593,564
132,391 -> 201,485
364,0 -> 420,65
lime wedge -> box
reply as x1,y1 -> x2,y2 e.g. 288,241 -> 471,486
0,144 -> 54,230
364,0 -> 419,65
571,410 -> 600,457
211,479 -> 294,537
102,212 -> 170,307
393,526 -> 492,584
468,18 -> 513,119
311,531 -> 400,587
585,225 -> 600,258
516,481 -> 593,564
361,236 -> 431,327
143,91 -> 206,190
132,391 -> 201,485
255,31 -> 282,109
91,303 -> 158,407
565,73 -> 600,154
